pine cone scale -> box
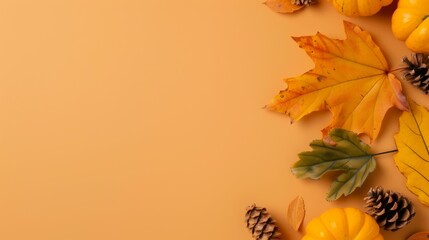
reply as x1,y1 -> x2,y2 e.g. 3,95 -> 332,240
399,208 -> 411,220
390,201 -> 398,211
387,212 -> 399,222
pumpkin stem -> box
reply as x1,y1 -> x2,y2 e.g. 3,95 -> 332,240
390,66 -> 408,73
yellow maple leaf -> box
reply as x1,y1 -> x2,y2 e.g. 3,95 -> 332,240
266,21 -> 408,141
394,100 -> 429,206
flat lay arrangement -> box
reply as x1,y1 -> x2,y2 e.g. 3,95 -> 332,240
246,0 -> 429,239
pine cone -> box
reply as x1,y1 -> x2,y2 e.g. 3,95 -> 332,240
402,53 -> 429,94
291,0 -> 316,6
245,205 -> 281,240
364,186 -> 416,231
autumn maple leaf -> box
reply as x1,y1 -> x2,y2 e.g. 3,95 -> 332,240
394,100 -> 429,206
266,21 -> 408,141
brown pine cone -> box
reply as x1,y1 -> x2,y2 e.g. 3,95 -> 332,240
402,53 -> 429,94
291,0 -> 316,6
364,186 -> 416,231
245,204 -> 281,240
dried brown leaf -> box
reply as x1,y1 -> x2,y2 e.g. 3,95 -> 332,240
264,0 -> 303,13
287,195 -> 305,231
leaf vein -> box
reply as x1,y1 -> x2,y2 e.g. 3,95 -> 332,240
402,142 -> 429,163
402,161 -> 429,183
414,186 -> 429,198
410,104 -> 429,156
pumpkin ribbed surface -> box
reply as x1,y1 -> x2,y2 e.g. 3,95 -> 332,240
392,0 -> 429,53
332,0 -> 393,17
302,208 -> 383,240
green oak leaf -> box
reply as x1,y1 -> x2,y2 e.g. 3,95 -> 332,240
291,128 -> 376,201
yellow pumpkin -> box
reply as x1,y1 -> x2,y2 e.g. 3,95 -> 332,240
332,0 -> 393,17
407,232 -> 429,240
302,208 -> 383,240
391,0 -> 429,53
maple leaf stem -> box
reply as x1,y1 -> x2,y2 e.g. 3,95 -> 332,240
372,149 -> 398,157
389,66 -> 408,73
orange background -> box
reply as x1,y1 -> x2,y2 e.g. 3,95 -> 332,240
0,0 -> 428,239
